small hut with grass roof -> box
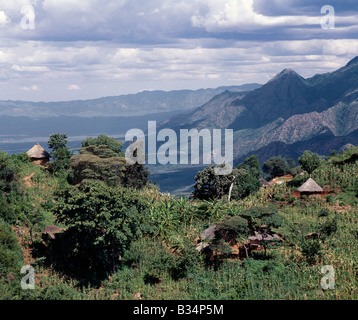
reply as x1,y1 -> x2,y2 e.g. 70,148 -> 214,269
260,178 -> 272,189
26,143 -> 51,166
297,177 -> 323,198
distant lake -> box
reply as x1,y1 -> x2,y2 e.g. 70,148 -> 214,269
0,137 -> 200,195
0,111 -> 199,195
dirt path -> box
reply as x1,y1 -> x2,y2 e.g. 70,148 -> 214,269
23,172 -> 35,187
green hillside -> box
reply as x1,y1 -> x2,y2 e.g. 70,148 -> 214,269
0,139 -> 357,300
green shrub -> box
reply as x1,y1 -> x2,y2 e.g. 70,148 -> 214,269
123,238 -> 176,283
215,216 -> 249,243
325,195 -> 334,204
300,239 -> 322,264
319,216 -> 338,239
318,208 -> 330,218
288,174 -> 309,188
52,181 -> 150,281
40,282 -> 83,300
336,192 -> 358,206
0,219 -> 23,276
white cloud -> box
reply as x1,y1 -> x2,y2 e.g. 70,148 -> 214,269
0,10 -> 10,25
191,0 -> 358,32
0,0 -> 35,11
0,1 -> 356,101
11,64 -> 49,72
42,0 -> 110,13
21,85 -> 40,91
67,84 -> 81,90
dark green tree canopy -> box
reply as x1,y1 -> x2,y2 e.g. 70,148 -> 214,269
52,182 -> 150,276
298,150 -> 322,176
193,156 -> 262,201
0,219 -> 24,276
48,133 -> 73,174
263,156 -> 290,180
238,155 -> 262,179
81,134 -> 124,158
192,165 -> 233,200
69,153 -> 149,189
48,133 -> 69,152
0,152 -> 17,194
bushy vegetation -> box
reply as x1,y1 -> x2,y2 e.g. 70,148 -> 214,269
69,134 -> 149,189
0,144 -> 357,300
51,181 -> 150,282
0,219 -> 23,276
193,156 -> 262,201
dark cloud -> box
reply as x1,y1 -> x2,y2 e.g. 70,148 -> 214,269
0,0 -> 356,101
254,0 -> 358,16
0,0 -> 355,44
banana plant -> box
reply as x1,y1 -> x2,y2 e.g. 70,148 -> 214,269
150,199 -> 181,241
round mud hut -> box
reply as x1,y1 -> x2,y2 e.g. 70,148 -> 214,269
297,178 -> 323,198
26,144 -> 51,166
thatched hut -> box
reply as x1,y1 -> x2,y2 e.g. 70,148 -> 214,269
42,225 -> 66,240
297,178 -> 323,197
26,144 -> 51,166
260,178 -> 271,189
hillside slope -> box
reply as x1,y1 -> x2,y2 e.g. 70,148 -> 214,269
163,57 -> 358,162
0,84 -> 261,119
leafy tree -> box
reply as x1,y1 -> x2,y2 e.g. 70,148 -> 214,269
48,133 -> 73,174
263,156 -> 290,180
192,165 -> 233,200
329,150 -> 338,158
232,170 -> 261,200
211,216 -> 250,256
210,207 -> 283,257
215,216 -> 249,244
48,133 -> 69,151
0,153 -> 36,225
81,134 -> 124,157
0,152 -> 18,194
52,181 -> 150,278
240,206 -> 283,232
80,145 -> 119,159
69,153 -> 126,186
287,158 -> 296,170
149,199 -> 181,241
239,155 -> 262,179
0,219 -> 24,276
193,157 -> 262,201
298,150 -> 322,177
122,163 -> 149,190
69,153 -> 149,189
71,135 -> 148,189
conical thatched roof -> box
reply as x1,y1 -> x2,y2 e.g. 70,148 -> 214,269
297,178 -> 323,193
260,178 -> 272,188
26,144 -> 51,159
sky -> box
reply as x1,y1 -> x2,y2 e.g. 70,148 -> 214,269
0,0 -> 357,102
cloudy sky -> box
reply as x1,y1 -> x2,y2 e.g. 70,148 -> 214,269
0,0 -> 357,101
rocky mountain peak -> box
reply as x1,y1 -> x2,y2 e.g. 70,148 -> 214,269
269,68 -> 303,83
346,56 -> 358,67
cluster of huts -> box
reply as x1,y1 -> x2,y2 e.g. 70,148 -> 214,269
261,176 -> 324,198
26,143 -> 325,197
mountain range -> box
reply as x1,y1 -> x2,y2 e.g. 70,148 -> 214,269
0,84 -> 260,119
162,57 -> 358,164
1,58 -> 357,194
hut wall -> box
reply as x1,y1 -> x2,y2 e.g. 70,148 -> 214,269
30,157 -> 49,166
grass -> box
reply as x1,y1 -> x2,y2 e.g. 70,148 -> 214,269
1,148 -> 357,300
